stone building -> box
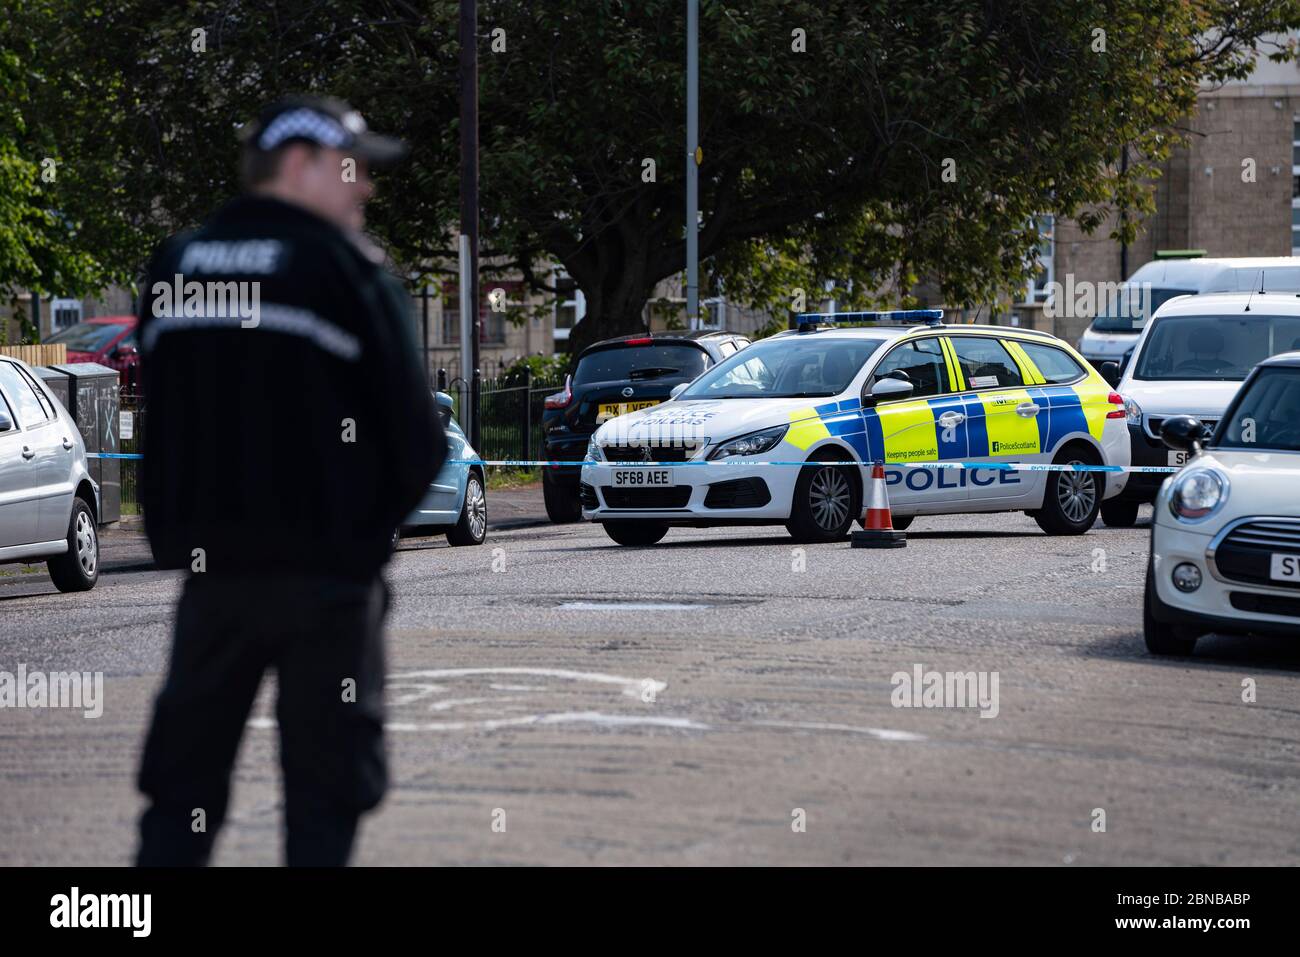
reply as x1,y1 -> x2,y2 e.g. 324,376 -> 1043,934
1020,51 -> 1300,345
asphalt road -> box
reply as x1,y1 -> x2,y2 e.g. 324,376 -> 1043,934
2,499 -> 1298,866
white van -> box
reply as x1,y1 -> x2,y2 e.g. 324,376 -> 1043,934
1100,291 -> 1300,526
1077,257 -> 1300,367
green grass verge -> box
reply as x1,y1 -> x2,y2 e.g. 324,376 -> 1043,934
486,468 -> 541,491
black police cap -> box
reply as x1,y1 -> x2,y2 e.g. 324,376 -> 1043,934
241,95 -> 407,169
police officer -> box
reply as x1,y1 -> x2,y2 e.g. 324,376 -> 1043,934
135,95 -> 446,866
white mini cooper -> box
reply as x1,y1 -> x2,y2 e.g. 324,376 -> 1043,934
1145,351 -> 1300,653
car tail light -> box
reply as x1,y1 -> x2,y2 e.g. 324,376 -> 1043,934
623,337 -> 653,345
1106,392 -> 1125,419
544,374 -> 573,410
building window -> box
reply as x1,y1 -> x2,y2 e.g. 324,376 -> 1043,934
553,270 -> 584,343
50,298 -> 82,332
442,281 -> 516,345
1024,214 -> 1055,303
699,296 -> 726,331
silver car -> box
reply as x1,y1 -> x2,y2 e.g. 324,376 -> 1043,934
0,357 -> 101,591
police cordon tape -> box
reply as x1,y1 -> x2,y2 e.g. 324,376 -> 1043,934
85,453 -> 1179,474
448,458 -> 1181,474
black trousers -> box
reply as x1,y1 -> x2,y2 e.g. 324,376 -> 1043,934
136,573 -> 389,866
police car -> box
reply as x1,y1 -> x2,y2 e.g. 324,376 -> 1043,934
580,311 -> 1132,545
1144,352 -> 1300,654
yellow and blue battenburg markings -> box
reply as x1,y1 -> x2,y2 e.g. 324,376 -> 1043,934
783,347 -> 1110,467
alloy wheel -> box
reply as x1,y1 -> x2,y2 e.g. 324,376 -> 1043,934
1057,461 -> 1097,524
466,479 -> 487,540
75,511 -> 97,576
809,466 -> 851,531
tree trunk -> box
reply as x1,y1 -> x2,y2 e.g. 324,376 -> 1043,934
567,298 -> 649,364
561,229 -> 656,365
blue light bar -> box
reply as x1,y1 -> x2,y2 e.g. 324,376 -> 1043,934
794,309 -> 944,331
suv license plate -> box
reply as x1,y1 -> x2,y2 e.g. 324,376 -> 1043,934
597,401 -> 660,424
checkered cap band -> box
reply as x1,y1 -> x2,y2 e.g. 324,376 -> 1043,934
257,109 -> 350,151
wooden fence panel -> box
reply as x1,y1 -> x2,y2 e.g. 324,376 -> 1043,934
0,344 -> 68,366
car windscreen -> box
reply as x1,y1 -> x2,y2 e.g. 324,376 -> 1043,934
573,344 -> 708,385
1131,314 -> 1300,381
1214,367 -> 1300,452
1092,287 -> 1193,332
678,337 -> 886,399
46,322 -> 124,352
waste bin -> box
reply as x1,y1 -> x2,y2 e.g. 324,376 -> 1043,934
32,365 -> 71,415
51,362 -> 121,524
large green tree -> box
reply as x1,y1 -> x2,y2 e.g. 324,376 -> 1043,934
0,0 -> 134,337
11,1 -> 1300,353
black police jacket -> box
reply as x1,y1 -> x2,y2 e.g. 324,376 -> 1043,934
137,194 -> 446,579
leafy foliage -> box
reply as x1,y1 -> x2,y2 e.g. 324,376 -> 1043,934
499,352 -> 568,385
5,0 -> 1299,352
1,0 -> 125,336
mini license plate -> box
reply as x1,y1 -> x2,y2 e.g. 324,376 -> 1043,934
1168,450 -> 1192,467
611,469 -> 672,487
1269,553 -> 1300,582
597,400 -> 660,424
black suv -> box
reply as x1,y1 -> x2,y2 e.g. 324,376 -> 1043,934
541,330 -> 750,521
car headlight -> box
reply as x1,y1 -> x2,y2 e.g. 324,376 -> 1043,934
1124,396 -> 1142,425
708,425 -> 788,460
585,438 -> 604,463
1168,469 -> 1226,521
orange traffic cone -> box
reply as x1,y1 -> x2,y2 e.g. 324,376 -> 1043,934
851,461 -> 907,548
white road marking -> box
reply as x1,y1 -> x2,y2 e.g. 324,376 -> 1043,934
558,601 -> 710,611
387,682 -> 447,706
389,667 -> 667,698
752,720 -> 926,742
426,696 -> 522,712
249,669 -> 921,741
387,711 -> 710,732
250,668 -> 681,733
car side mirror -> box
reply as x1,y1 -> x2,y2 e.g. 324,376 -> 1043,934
1099,361 -> 1121,388
1161,415 -> 1213,453
669,383 -> 689,400
434,390 -> 455,426
0,410 -> 12,432
864,376 -> 915,407
115,344 -> 139,359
